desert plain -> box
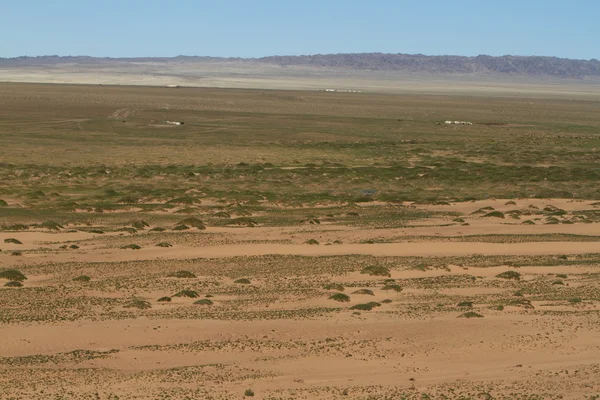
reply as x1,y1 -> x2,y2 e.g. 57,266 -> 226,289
0,82 -> 600,399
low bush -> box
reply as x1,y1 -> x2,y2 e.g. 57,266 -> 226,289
329,293 -> 350,302
173,290 -> 199,298
0,269 -> 27,281
496,271 -> 521,280
349,302 -> 381,311
458,311 -> 483,318
121,244 -> 142,250
360,265 -> 391,277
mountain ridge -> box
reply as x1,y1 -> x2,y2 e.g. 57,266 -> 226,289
1,53 -> 599,79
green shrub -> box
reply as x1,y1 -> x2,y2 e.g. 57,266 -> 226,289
483,211 -> 505,218
305,239 -> 319,245
4,238 -> 22,244
124,298 -> 152,310
157,296 -> 172,302
177,217 -> 206,230
509,299 -> 534,309
166,197 -> 202,205
350,302 -> 381,311
11,251 -> 22,256
0,199 -> 8,206
0,269 -> 27,282
73,275 -> 91,282
150,227 -> 166,232
556,274 -> 567,279
552,280 -> 564,285
329,293 -> 350,302
361,265 -> 391,277
4,281 -> 23,287
173,290 -> 199,298
227,217 -> 258,227
116,227 -> 137,234
70,244 -> 80,249
3,224 -> 28,231
557,255 -> 568,260
457,301 -> 473,308
234,278 -> 251,284
569,297 -> 582,304
521,220 -> 535,225
352,289 -> 375,296
194,299 -> 213,306
380,299 -> 393,304
496,271 -> 521,280
121,244 -> 142,250
323,283 -> 344,291
90,230 -> 105,234
213,211 -> 231,218
131,220 -> 150,229
173,224 -> 190,231
156,242 -> 173,248
167,270 -> 197,278
458,311 -> 484,318
41,221 -> 64,230
382,284 -> 402,292
244,389 -> 255,397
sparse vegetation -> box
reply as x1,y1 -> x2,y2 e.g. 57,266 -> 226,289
73,275 -> 91,282
194,299 -> 214,306
234,278 -> 251,284
360,265 -> 391,277
329,293 -> 351,302
0,269 -> 27,282
167,270 -> 197,278
458,312 -> 484,318
4,238 -> 22,244
173,290 -> 200,298
381,284 -> 402,292
496,271 -> 522,280
323,283 -> 344,291
124,298 -> 152,310
352,289 -> 375,296
350,302 -> 381,311
121,244 -> 142,250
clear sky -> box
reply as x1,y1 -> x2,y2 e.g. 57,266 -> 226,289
1,0 -> 598,60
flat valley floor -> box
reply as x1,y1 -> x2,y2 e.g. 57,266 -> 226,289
0,83 -> 599,399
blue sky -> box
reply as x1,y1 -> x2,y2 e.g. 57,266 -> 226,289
1,0 -> 598,59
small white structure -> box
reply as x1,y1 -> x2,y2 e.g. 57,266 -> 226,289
445,121 -> 472,125
165,121 -> 184,126
166,84 -> 180,88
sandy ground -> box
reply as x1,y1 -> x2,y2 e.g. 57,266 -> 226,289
1,199 -> 600,399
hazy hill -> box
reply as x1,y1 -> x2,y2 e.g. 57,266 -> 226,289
1,53 -> 599,79
259,53 -> 600,79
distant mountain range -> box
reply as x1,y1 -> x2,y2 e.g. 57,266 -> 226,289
1,53 -> 599,79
